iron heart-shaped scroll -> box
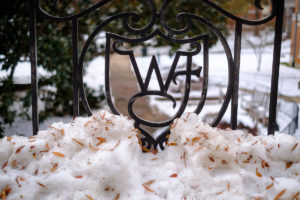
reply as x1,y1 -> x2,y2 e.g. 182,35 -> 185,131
105,30 -> 209,150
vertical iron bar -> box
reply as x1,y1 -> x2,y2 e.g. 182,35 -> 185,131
268,0 -> 285,135
231,21 -> 242,130
292,0 -> 299,67
72,19 -> 79,116
29,0 -> 39,135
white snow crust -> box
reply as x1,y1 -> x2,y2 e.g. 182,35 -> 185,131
1,111 -> 300,200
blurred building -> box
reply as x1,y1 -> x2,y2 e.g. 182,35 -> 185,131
285,0 -> 295,36
291,0 -> 300,68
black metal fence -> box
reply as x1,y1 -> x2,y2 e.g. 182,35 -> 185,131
29,0 -> 285,150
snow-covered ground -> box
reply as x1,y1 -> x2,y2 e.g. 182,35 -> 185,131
1,111 -> 299,199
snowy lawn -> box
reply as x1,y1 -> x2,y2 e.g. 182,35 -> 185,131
1,111 -> 300,199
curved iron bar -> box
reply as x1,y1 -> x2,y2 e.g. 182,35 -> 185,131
160,0 -> 192,35
200,0 -> 276,25
36,0 -> 113,22
157,128 -> 170,150
123,0 -> 157,34
136,124 -> 158,150
156,35 -> 209,149
78,12 -> 142,116
193,34 -> 209,115
173,13 -> 234,127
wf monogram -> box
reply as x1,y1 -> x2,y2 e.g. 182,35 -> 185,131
105,30 -> 209,149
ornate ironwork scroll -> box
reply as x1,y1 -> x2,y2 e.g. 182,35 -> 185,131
30,0 -> 285,150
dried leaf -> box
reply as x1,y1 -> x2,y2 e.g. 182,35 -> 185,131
1,185 -> 11,200
52,152 -> 65,157
170,173 -> 178,178
19,177 -> 25,181
105,120 -> 113,125
84,121 -> 93,128
96,137 -> 106,146
247,155 -> 253,161
222,160 -> 227,165
15,145 -> 25,154
256,168 -> 262,178
6,137 -> 12,142
259,157 -> 270,168
37,182 -> 46,189
109,140 -> 120,151
274,189 -> 286,200
142,184 -> 154,193
292,192 -> 300,200
192,137 -> 201,143
183,138 -> 189,145
170,120 -> 178,130
72,138 -> 84,146
152,149 -> 158,155
89,143 -> 99,151
151,158 -> 158,161
286,162 -> 293,169
114,193 -> 120,200
85,194 -> 94,200
254,197 -> 264,200
15,177 -> 21,188
142,147 -> 151,152
50,163 -> 58,172
266,182 -> 273,190
263,141 -> 267,146
40,143 -> 50,153
144,180 -> 155,185
224,147 -> 229,152
75,175 -> 83,179
199,132 -> 208,139
183,151 -> 187,167
292,143 -> 298,151
128,135 -> 133,139
2,161 -> 8,170
105,186 -> 114,191
133,128 -> 141,134
169,143 -> 177,146
11,160 -> 17,167
209,156 -> 215,162
227,182 -> 230,192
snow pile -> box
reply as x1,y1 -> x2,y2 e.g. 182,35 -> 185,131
1,111 -> 300,200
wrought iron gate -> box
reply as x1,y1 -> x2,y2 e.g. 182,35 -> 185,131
29,0 -> 285,150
